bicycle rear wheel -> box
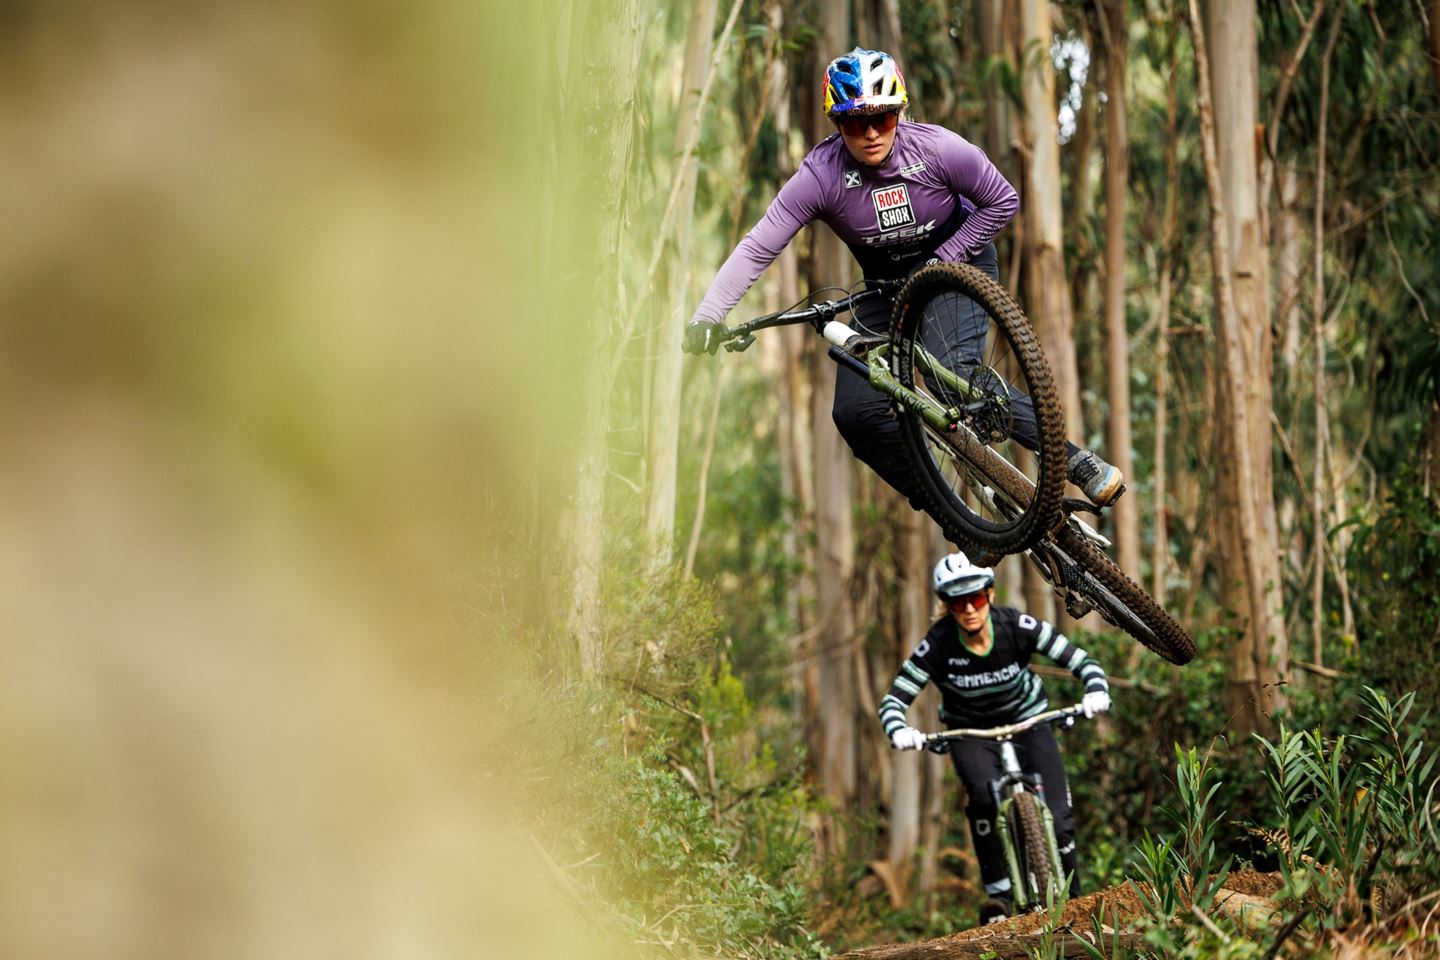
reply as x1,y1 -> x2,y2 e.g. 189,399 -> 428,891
889,262 -> 1066,554
1054,526 -> 1197,665
1010,791 -> 1063,911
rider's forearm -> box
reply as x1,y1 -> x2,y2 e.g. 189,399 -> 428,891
691,229 -> 785,325
1036,622 -> 1108,694
878,656 -> 932,736
691,167 -> 819,325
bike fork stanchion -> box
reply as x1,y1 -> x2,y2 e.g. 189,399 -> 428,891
826,345 -> 870,378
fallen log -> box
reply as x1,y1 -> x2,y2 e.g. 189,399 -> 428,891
834,929 -> 1146,960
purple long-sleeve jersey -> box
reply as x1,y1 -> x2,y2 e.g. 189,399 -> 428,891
691,121 -> 1018,325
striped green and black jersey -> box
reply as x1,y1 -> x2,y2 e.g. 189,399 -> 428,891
878,605 -> 1108,734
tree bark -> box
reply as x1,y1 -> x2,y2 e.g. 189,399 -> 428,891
1101,0 -> 1139,579
1150,33 -> 1181,619
645,0 -> 719,566
1310,9 -> 1343,669
1276,165 -> 1303,372
765,0 -> 814,706
885,507 -> 929,896
1067,17 -> 1098,350
807,0 -> 859,842
1192,0 -> 1288,734
978,0 -> 1015,180
1018,0 -> 1083,635
1018,0 -> 1084,450
561,0 -> 645,678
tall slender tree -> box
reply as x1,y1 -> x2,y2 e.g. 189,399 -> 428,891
1101,0 -> 1139,579
1191,0 -> 1288,733
807,0 -> 860,844
561,0 -> 646,677
645,0 -> 720,566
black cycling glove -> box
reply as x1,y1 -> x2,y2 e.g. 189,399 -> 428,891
682,319 -> 723,355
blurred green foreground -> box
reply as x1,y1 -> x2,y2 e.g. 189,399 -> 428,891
0,1 -> 612,957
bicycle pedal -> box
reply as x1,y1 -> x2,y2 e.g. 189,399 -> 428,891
1064,593 -> 1095,619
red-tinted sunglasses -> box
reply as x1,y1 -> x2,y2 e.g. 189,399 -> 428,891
944,590 -> 990,611
836,110 -> 899,137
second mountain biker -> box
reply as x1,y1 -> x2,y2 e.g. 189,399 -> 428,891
683,46 -> 1125,538
878,552 -> 1112,923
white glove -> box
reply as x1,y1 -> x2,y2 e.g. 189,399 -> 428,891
1081,691 -> 1111,718
890,726 -> 928,751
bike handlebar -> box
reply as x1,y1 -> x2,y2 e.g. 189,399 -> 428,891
714,280 -> 904,354
922,704 -> 1089,753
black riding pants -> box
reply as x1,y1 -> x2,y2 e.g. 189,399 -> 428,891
947,722 -> 1080,899
830,244 -> 1070,526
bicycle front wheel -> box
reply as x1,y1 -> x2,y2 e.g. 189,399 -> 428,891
1010,791 -> 1063,911
889,262 -> 1066,554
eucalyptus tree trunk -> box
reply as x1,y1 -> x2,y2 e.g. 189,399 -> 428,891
645,0 -> 718,566
978,0 -> 1015,181
1068,52 -> 1099,367
764,0 -> 815,702
1018,0 -> 1082,635
980,0 -> 1048,619
807,0 -> 859,840
884,507 -> 928,897
857,0 -> 901,56
561,0 -> 645,678
1310,9 -> 1343,669
1192,0 -> 1287,734
1101,0 -> 1138,579
1017,0 -> 1083,465
1150,39 -> 1181,614
1276,166 -> 1303,373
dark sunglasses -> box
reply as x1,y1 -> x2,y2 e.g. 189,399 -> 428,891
944,590 -> 990,611
836,110 -> 899,137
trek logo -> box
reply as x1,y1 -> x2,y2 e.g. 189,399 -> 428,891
871,183 -> 915,231
844,170 -> 861,189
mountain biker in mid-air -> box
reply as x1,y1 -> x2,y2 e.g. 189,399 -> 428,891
682,47 -> 1124,539
878,552 -> 1111,924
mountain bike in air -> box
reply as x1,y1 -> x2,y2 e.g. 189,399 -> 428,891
709,262 -> 1195,664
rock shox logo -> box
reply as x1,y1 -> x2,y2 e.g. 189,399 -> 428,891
871,183 -> 915,231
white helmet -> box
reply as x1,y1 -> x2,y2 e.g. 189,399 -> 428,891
932,551 -> 994,598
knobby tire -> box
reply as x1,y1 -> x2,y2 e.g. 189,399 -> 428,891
1056,526 -> 1197,665
1010,791 -> 1061,911
889,262 -> 1066,554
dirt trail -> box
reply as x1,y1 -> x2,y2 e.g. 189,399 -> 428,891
833,871 -> 1283,960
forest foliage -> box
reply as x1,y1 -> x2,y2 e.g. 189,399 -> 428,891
528,0 -> 1440,957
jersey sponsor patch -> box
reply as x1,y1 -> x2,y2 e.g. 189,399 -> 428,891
1019,613 -> 1038,630
871,183 -> 915,231
844,169 -> 861,189
900,161 -> 926,176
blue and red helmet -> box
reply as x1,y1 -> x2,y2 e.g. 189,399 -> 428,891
822,47 -> 908,117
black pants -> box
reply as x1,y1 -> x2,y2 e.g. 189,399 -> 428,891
831,244 -> 1075,529
946,722 -> 1080,900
